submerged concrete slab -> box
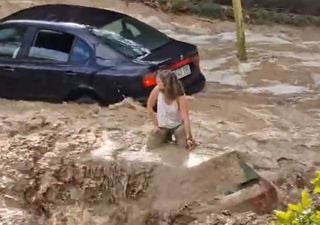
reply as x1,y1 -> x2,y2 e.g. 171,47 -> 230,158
150,151 -> 279,215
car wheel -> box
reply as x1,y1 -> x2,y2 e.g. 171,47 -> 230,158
75,95 -> 98,104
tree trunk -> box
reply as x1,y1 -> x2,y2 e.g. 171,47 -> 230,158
232,0 -> 247,61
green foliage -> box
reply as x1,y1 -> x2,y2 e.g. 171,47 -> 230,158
156,0 -> 320,27
171,0 -> 189,12
272,171 -> 320,225
168,0 -> 223,19
189,1 -> 223,19
312,172 -> 320,194
158,0 -> 167,6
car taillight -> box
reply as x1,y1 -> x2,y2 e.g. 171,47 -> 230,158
169,54 -> 199,71
143,72 -> 157,88
192,54 -> 200,67
170,57 -> 192,70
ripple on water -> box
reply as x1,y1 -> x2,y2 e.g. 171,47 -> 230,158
312,74 -> 320,87
118,148 -> 162,163
0,204 -> 31,225
245,84 -> 310,95
204,69 -> 247,86
210,32 -> 291,45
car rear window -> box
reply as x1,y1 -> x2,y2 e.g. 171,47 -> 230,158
90,16 -> 171,59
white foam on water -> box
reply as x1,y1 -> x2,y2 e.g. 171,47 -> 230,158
0,176 -> 14,190
118,146 -> 162,163
170,22 -> 211,34
200,56 -> 232,71
185,35 -> 215,45
277,51 -> 320,61
137,15 -> 174,30
162,30 -> 291,47
299,61 -> 320,67
212,32 -> 236,42
261,79 -> 282,84
0,206 -> 29,225
247,33 -> 291,45
6,0 -> 33,3
204,69 -> 247,86
302,41 -> 320,45
165,33 -> 214,45
91,132 -> 125,161
238,61 -> 261,74
91,139 -> 116,161
160,29 -> 177,35
211,32 -> 291,45
312,74 -> 320,87
184,153 -> 211,168
245,84 -> 309,95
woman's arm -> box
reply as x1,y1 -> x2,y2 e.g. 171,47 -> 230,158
147,86 -> 160,128
178,95 -> 192,139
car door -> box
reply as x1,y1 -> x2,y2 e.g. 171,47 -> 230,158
0,24 -> 30,99
14,28 -> 95,102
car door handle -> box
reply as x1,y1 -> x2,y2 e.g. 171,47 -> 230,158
0,66 -> 15,72
65,71 -> 77,76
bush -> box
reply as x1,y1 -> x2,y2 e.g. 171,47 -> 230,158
189,1 -> 224,19
271,171 -> 320,225
171,0 -> 189,12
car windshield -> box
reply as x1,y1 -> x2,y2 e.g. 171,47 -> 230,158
90,16 -> 171,59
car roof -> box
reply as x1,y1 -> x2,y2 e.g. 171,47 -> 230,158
0,4 -> 126,27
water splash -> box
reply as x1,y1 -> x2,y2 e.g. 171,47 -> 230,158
184,153 -> 211,168
245,84 -> 310,95
205,69 -> 247,86
312,74 -> 320,87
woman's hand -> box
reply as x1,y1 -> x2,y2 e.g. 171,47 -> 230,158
186,137 -> 196,150
153,126 -> 161,134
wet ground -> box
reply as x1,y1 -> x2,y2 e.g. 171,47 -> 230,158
0,1 -> 320,224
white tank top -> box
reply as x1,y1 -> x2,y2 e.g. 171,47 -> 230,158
157,92 -> 182,129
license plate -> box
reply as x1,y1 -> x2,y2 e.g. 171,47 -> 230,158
175,64 -> 191,79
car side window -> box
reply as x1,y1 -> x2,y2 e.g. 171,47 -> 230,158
0,27 -> 26,59
70,38 -> 91,63
28,29 -> 75,63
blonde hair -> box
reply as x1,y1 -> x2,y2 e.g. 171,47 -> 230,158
157,70 -> 185,101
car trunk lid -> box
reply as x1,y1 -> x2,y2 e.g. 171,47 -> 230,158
136,40 -> 201,88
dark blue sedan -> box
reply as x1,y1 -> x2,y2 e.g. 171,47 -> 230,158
0,4 -> 206,105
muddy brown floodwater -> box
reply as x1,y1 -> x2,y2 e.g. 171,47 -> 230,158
1,1 -> 320,225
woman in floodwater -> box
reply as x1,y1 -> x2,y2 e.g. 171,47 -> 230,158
146,70 -> 196,150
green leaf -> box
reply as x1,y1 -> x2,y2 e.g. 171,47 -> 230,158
311,213 -> 320,224
314,186 -> 320,194
275,210 -> 292,223
288,203 -> 302,212
301,189 -> 312,208
312,172 -> 320,186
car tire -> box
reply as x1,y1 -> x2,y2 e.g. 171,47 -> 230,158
67,88 -> 101,105
75,95 -> 97,104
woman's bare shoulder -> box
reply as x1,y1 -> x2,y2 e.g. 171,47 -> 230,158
177,94 -> 189,107
151,85 -> 160,96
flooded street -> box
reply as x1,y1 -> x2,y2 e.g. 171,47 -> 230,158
0,0 -> 320,224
